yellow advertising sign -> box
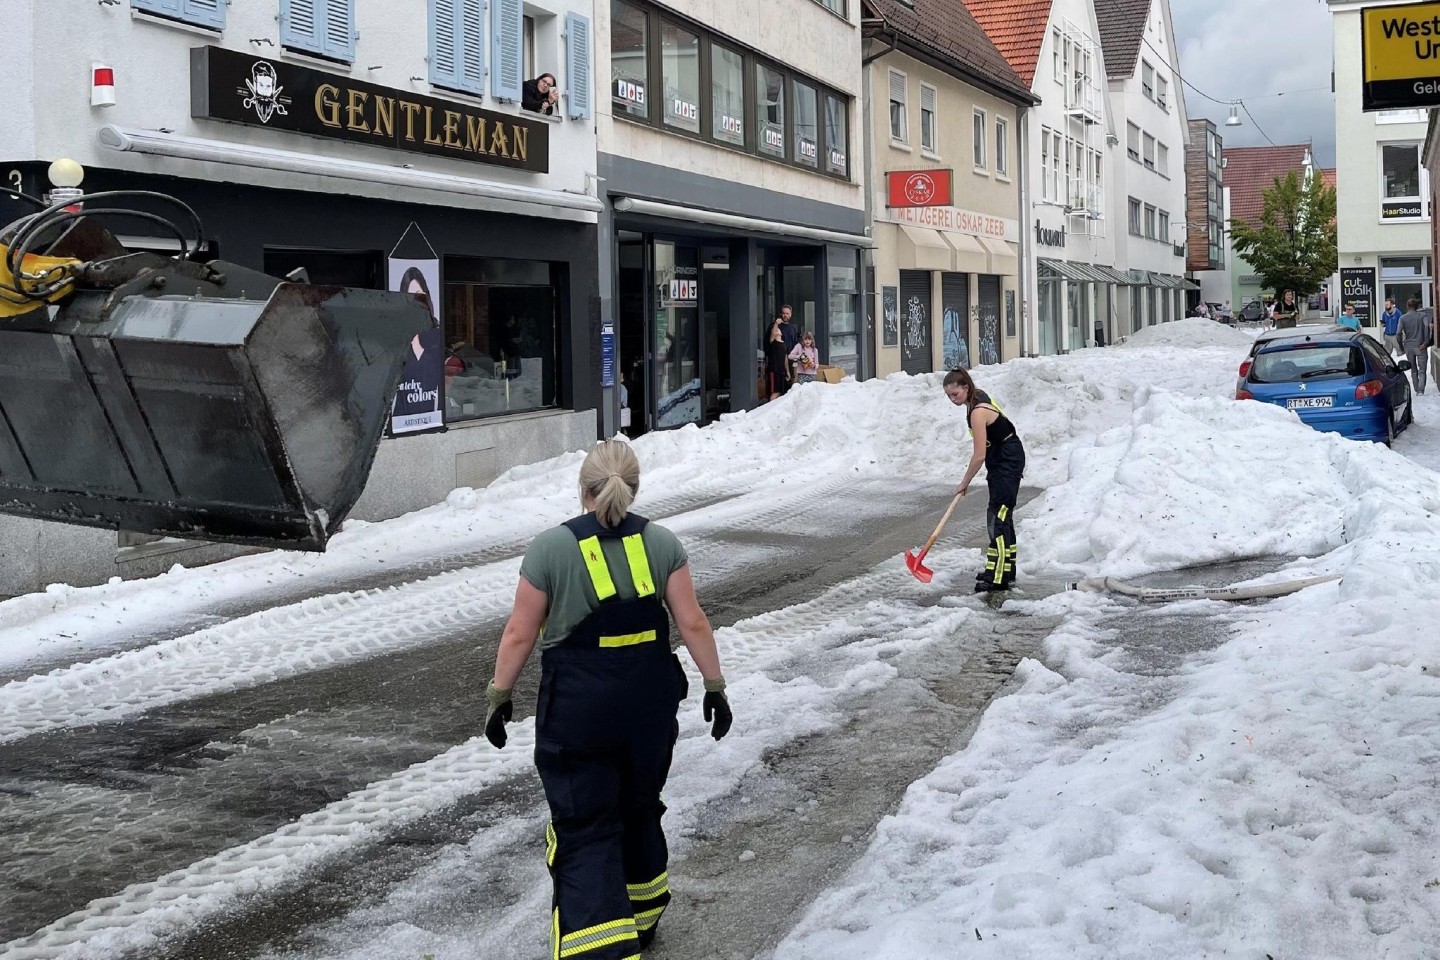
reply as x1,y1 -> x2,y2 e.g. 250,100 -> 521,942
1362,1 -> 1440,109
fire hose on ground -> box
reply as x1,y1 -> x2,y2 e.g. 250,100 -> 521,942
1066,574 -> 1342,603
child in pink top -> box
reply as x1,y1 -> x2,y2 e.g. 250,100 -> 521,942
789,331 -> 820,384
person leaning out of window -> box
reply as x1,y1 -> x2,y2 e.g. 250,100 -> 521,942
524,73 -> 560,115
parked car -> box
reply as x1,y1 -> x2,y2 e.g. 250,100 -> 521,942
1235,327 -> 1413,444
1237,299 -> 1266,323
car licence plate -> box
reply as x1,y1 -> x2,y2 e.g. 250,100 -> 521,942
1286,396 -> 1334,409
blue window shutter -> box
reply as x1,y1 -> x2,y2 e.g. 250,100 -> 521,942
130,0 -> 186,18
280,0 -> 322,53
430,0 -> 461,90
321,0 -> 357,62
179,0 -> 227,29
565,13 -> 590,120
458,0 -> 486,93
491,0 -> 523,101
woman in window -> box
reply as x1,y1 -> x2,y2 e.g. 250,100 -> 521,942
524,73 -> 560,114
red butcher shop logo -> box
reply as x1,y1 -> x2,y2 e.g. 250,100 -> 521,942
903,173 -> 937,205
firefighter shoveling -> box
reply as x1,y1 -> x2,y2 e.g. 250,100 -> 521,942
0,188 -> 430,550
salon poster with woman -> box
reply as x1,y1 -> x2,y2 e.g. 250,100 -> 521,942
387,225 -> 445,436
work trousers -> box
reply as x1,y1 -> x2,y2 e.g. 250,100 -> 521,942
1405,346 -> 1429,394
981,439 -> 1026,587
536,644 -> 686,960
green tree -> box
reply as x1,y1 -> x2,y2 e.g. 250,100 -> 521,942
1229,169 -> 1338,301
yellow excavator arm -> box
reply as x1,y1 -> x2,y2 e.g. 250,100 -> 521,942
0,244 -> 80,317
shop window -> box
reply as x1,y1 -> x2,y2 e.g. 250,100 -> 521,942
920,83 -> 938,154
611,0 -> 649,119
757,64 -> 786,159
443,258 -> 561,422
1146,286 -> 1158,326
280,0 -> 355,62
794,80 -> 819,168
1130,284 -> 1143,330
824,94 -> 848,177
1380,143 -> 1427,220
995,116 -> 1009,177
131,0 -> 226,30
973,109 -> 987,170
712,43 -> 746,146
888,69 -> 908,144
429,0 -> 486,95
661,20 -> 700,133
828,258 -> 859,374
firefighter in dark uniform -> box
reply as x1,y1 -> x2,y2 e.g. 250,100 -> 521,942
485,439 -> 732,959
943,368 -> 1026,592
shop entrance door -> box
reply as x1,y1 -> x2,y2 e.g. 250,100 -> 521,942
617,235 -> 648,435
899,270 -> 933,374
653,240 -> 703,430
941,273 -> 970,370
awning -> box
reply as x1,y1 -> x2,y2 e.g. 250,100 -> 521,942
1038,257 -> 1087,282
979,236 -> 1018,276
1070,263 -> 1114,284
1181,278 -> 1201,291
946,232 -> 990,274
611,195 -> 873,246
1156,274 -> 1186,289
897,225 -> 954,271
1092,265 -> 1138,285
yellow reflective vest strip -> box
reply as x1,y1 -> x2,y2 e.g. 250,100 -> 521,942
577,536 -> 617,600
621,534 -> 655,597
598,630 -> 657,648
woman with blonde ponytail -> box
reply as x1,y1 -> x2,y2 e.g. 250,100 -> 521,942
486,439 -> 730,958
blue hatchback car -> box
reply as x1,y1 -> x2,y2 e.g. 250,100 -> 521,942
1237,328 -> 1414,444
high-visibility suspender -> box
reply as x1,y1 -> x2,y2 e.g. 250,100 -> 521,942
577,534 -> 654,601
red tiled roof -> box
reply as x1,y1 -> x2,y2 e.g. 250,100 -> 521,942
1222,144 -> 1309,228
868,0 -> 1033,103
1095,0 -> 1151,79
1321,167 -> 1337,191
961,0 -> 1056,86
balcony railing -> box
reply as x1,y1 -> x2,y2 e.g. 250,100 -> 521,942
1066,77 -> 1103,124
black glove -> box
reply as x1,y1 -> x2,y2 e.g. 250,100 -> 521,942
702,678 -> 732,741
485,682 -> 513,749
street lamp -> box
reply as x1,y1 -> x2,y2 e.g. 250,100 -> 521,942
1225,102 -> 1242,127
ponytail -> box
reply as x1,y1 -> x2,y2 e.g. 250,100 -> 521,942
578,439 -> 640,527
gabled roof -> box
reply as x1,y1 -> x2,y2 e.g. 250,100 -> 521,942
1223,144 -> 1310,228
1320,168 -> 1337,191
868,0 -> 1034,103
960,0 -> 1056,87
1096,0 -> 1152,79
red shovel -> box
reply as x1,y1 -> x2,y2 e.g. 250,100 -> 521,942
904,490 -> 965,583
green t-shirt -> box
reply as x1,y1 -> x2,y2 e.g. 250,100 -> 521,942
520,519 -> 689,650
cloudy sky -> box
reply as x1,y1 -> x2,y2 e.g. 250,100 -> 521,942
1171,0 -> 1337,166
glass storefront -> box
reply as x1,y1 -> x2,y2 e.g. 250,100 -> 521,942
1381,255 -> 1432,312
828,260 -> 859,374
653,241 -> 702,428
442,257 -> 561,421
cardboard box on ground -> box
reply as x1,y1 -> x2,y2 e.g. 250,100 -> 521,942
816,366 -> 844,384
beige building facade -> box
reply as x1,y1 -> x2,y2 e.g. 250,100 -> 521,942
863,0 -> 1034,377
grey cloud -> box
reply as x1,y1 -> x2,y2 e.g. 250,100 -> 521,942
1170,0 -> 1335,166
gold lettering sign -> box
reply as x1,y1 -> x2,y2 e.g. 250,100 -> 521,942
195,46 -> 548,172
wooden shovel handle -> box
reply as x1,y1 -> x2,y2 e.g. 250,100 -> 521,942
918,490 -> 965,556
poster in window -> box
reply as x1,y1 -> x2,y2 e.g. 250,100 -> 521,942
882,285 -> 899,346
1340,267 -> 1375,326
387,223 -> 445,436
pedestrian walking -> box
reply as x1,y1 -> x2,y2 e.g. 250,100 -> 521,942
1381,298 -> 1403,355
1397,297 -> 1432,395
484,439 -> 733,959
943,368 -> 1026,593
788,330 -> 820,384
1338,304 -> 1361,331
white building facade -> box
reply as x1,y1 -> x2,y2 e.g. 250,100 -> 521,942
1101,0 -> 1190,336
1330,0 -> 1434,320
0,0 -> 603,592
594,0 -> 867,435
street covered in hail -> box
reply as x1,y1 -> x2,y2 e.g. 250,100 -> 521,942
2,319 -> 1440,960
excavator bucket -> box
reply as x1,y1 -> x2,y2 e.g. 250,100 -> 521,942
0,253 -> 431,551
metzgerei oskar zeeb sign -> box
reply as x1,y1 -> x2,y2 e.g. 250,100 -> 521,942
191,46 -> 549,173
1361,1 -> 1440,111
